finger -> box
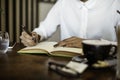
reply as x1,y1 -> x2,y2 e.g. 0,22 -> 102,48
58,37 -> 76,46
20,35 -> 27,41
63,36 -> 83,42
62,36 -> 77,42
63,37 -> 83,45
20,31 -> 37,46
54,40 -> 81,48
20,35 -> 33,44
21,40 -> 29,46
22,31 -> 33,40
64,43 -> 82,48
54,41 -> 66,47
62,40 -> 82,48
54,37 -> 83,47
65,43 -> 73,47
21,39 -> 36,47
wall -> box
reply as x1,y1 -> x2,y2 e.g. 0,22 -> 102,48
0,0 -> 39,43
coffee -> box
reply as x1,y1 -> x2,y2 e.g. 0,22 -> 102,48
82,40 -> 111,46
82,40 -> 117,65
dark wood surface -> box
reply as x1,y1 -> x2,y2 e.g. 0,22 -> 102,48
0,43 -> 117,80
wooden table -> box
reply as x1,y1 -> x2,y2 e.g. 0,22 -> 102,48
0,43 -> 117,80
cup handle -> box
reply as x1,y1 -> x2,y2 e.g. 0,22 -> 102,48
109,45 -> 117,57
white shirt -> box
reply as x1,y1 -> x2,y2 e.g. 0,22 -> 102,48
33,0 -> 120,41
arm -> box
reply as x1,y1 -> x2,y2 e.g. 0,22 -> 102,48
20,0 -> 62,46
33,0 -> 62,41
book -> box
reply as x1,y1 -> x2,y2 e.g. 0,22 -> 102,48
18,41 -> 83,57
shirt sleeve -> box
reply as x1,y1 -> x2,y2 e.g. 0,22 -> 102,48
33,0 -> 62,41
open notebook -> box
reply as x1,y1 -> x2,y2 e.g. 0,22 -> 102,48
18,41 -> 83,57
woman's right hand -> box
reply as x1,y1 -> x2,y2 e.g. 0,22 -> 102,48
20,31 -> 40,47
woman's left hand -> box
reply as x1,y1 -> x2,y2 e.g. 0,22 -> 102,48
54,36 -> 84,48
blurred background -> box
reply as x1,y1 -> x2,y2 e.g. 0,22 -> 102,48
0,0 -> 60,43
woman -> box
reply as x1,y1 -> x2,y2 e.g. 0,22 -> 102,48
20,0 -> 120,47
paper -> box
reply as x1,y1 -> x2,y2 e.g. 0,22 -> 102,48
62,61 -> 88,74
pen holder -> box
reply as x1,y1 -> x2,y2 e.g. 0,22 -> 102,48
117,25 -> 120,79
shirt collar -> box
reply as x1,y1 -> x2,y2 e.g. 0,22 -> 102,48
76,0 -> 97,10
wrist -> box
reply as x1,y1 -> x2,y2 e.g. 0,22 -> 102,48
38,34 -> 41,42
31,32 -> 41,43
